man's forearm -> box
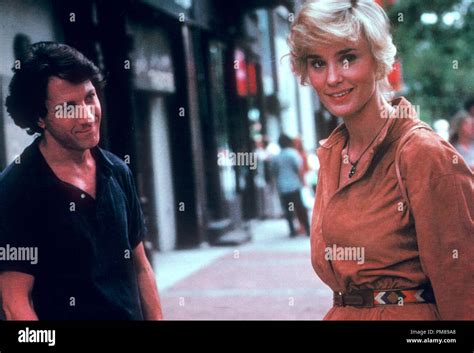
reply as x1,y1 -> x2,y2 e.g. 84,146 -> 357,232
136,266 -> 163,320
3,300 -> 39,320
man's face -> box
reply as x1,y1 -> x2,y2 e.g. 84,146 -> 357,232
307,36 -> 378,119
39,77 -> 101,151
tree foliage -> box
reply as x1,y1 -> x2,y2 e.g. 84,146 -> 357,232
387,0 -> 474,122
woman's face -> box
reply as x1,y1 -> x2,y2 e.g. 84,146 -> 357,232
307,36 -> 379,119
459,117 -> 474,140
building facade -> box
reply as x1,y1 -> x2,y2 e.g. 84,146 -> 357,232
0,0 -> 324,252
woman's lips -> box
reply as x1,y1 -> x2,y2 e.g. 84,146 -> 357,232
326,88 -> 354,103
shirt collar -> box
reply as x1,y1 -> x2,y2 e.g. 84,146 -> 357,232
26,138 -> 113,187
91,146 -> 114,176
318,96 -> 420,152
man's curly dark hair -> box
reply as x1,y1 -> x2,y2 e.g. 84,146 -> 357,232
5,42 -> 104,135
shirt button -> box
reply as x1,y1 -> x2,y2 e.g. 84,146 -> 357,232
81,193 -> 86,199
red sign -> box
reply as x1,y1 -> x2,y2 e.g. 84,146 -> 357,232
235,49 -> 258,97
247,63 -> 257,96
388,59 -> 403,92
235,49 -> 247,97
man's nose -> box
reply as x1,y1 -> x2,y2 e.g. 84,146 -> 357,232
79,104 -> 95,123
326,63 -> 343,86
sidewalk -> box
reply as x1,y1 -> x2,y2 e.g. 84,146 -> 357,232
152,219 -> 332,320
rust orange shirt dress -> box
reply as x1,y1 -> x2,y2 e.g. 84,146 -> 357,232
311,97 -> 474,320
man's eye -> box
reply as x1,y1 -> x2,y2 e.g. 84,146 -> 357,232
86,93 -> 96,100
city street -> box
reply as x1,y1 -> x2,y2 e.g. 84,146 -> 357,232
153,219 -> 332,320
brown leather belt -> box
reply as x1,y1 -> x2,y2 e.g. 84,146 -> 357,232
333,286 -> 436,308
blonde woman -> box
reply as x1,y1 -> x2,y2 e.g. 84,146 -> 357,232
289,0 -> 473,320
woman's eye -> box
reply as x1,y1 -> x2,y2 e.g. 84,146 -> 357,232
310,60 -> 325,69
341,54 -> 356,67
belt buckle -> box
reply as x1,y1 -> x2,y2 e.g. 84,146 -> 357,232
334,290 -> 374,308
334,291 -> 344,306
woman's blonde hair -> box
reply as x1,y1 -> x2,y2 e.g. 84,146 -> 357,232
288,0 -> 397,92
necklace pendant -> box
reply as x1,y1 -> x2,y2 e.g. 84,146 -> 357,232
349,165 -> 356,178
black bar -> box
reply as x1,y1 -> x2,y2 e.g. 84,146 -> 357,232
0,321 -> 473,352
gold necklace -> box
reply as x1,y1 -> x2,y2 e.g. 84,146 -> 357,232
346,115 -> 390,178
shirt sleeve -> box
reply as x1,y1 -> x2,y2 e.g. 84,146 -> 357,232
0,188 -> 39,276
402,131 -> 474,320
123,167 -> 147,249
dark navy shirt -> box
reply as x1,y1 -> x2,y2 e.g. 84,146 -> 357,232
0,138 -> 145,320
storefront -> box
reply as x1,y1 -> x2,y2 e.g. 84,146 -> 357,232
0,0 -> 63,169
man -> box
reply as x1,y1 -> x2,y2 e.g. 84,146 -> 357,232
269,134 -> 310,237
0,42 -> 163,320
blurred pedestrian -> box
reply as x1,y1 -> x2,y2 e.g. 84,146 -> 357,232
449,111 -> 474,170
0,42 -> 163,320
257,136 -> 282,219
289,0 -> 473,320
270,134 -> 310,237
465,97 -> 474,118
293,136 -> 314,234
294,136 -> 310,182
